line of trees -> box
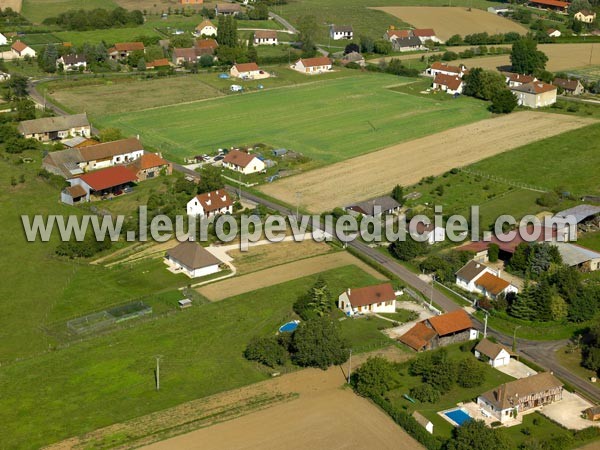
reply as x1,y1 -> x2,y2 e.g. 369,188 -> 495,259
43,7 -> 144,31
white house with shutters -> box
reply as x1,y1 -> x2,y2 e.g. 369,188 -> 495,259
187,189 -> 233,218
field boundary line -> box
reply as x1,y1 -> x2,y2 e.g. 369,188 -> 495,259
460,167 -> 548,193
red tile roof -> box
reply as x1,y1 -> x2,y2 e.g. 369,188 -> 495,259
387,29 -> 411,39
429,61 -> 465,74
255,30 -> 277,39
194,189 -> 233,213
413,28 -> 436,37
347,283 -> 395,308
113,42 -> 145,52
66,184 -> 87,198
427,310 -> 473,336
511,81 -> 557,94
11,40 -> 27,52
233,62 -> 260,72
79,166 -> 137,191
530,0 -> 569,7
130,153 -> 169,170
434,73 -> 463,91
475,272 -> 511,296
146,58 -> 170,68
398,322 -> 437,351
223,149 -> 257,168
299,56 -> 332,68
504,72 -> 535,84
196,38 -> 218,50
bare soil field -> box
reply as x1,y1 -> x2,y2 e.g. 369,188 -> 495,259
115,0 -> 185,13
0,0 -> 22,11
373,6 -> 527,41
259,112 -> 596,212
197,252 -> 387,301
143,347 -> 418,450
453,43 -> 600,72
227,240 -> 333,275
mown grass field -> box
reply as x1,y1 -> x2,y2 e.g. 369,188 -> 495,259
0,259 -> 391,449
95,73 -> 490,162
21,0 -> 118,23
468,122 -> 600,197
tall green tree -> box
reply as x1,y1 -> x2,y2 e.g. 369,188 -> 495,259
447,420 -> 510,450
510,39 -> 548,74
391,184 -> 404,204
490,89 -> 518,114
291,317 -> 349,369
297,15 -> 318,56
351,356 -> 401,397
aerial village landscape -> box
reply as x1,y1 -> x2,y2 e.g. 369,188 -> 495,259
1,0 -> 600,448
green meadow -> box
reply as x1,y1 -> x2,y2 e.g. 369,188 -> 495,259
97,73 -> 490,162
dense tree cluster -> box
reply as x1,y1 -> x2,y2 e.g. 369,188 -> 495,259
447,420 -> 510,450
446,32 -> 523,46
43,7 -> 144,31
389,237 -> 429,261
419,251 -> 474,283
55,232 -> 112,258
582,323 -> 600,375
293,277 -> 333,320
510,39 -> 548,75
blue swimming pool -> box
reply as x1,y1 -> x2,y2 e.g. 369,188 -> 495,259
444,408 -> 472,426
278,320 -> 299,333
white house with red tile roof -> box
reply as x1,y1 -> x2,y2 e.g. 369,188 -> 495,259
455,260 -> 518,299
230,62 -> 268,79
291,57 -> 332,74
413,28 -> 442,43
547,28 -> 561,38
11,41 -> 36,58
510,81 -> 557,108
195,19 -> 217,37
222,149 -> 266,174
433,73 -> 464,95
108,42 -> 145,60
385,29 -> 411,41
503,72 -> 536,87
337,283 -> 397,316
187,189 -> 233,218
425,61 -> 467,78
254,30 -> 278,45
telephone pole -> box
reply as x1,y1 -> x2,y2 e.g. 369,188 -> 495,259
347,348 -> 353,383
483,313 -> 488,339
155,356 -> 162,391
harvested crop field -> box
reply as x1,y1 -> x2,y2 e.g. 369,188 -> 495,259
260,112 -> 597,212
143,348 -> 420,450
197,252 -> 386,301
453,43 -> 600,72
373,6 -> 527,41
0,0 -> 22,12
227,240 -> 333,275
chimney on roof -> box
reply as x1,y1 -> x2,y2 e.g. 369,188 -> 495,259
347,288 -> 351,296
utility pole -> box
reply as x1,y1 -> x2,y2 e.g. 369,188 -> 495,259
347,348 -> 353,383
295,191 -> 301,219
590,43 -> 594,66
430,274 -> 435,307
155,356 -> 162,391
483,313 -> 488,339
512,325 -> 521,353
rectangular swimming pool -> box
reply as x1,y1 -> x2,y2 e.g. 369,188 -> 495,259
444,408 -> 472,426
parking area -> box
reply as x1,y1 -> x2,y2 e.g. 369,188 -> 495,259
541,391 -> 600,430
382,300 -> 434,339
496,359 -> 537,379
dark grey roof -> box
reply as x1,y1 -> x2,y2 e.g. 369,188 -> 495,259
18,114 -> 89,135
347,196 -> 401,216
394,36 -> 422,47
62,54 -> 86,65
166,241 -> 222,270
455,260 -> 489,283
556,205 -> 600,223
554,243 -> 600,267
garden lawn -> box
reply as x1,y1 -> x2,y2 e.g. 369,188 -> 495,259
96,73 -> 490,162
0,264 -> 387,449
468,123 -> 600,197
54,27 -> 162,46
576,231 -> 600,252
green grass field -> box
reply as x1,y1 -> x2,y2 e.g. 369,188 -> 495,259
0,261 -> 391,448
94,72 -> 489,162
21,0 -> 119,24
468,123 -> 600,197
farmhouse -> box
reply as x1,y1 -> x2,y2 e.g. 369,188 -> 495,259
62,166 -> 138,204
474,338 -> 513,367
503,72 -> 536,87
346,195 -> 401,217
433,73 -> 464,95
195,38 -> 219,55
186,189 -> 233,217
455,260 -> 518,299
385,29 -> 411,41
196,19 -> 217,37
291,57 -> 333,74
222,149 -> 266,174
547,28 -> 562,38
42,137 -> 144,177
478,372 -> 563,423
393,36 -> 424,52
128,152 -> 171,181
165,241 -> 223,278
172,47 -> 199,65
337,283 -> 396,316
553,77 -> 584,95
11,41 -> 36,58
254,30 -> 278,45
575,9 -> 597,23
329,25 -> 354,40
528,0 -> 569,13
413,28 -> 441,44
553,243 -> 600,272
399,309 -> 477,352
57,54 -> 86,71
510,81 -> 557,108
18,113 -> 91,141
230,62 -> 268,79
425,61 -> 467,78
215,3 -> 241,15
108,42 -> 145,60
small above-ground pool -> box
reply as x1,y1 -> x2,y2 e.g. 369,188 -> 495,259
279,320 -> 300,333
444,408 -> 472,426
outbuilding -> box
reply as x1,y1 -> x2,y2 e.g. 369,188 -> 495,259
165,241 -> 223,278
